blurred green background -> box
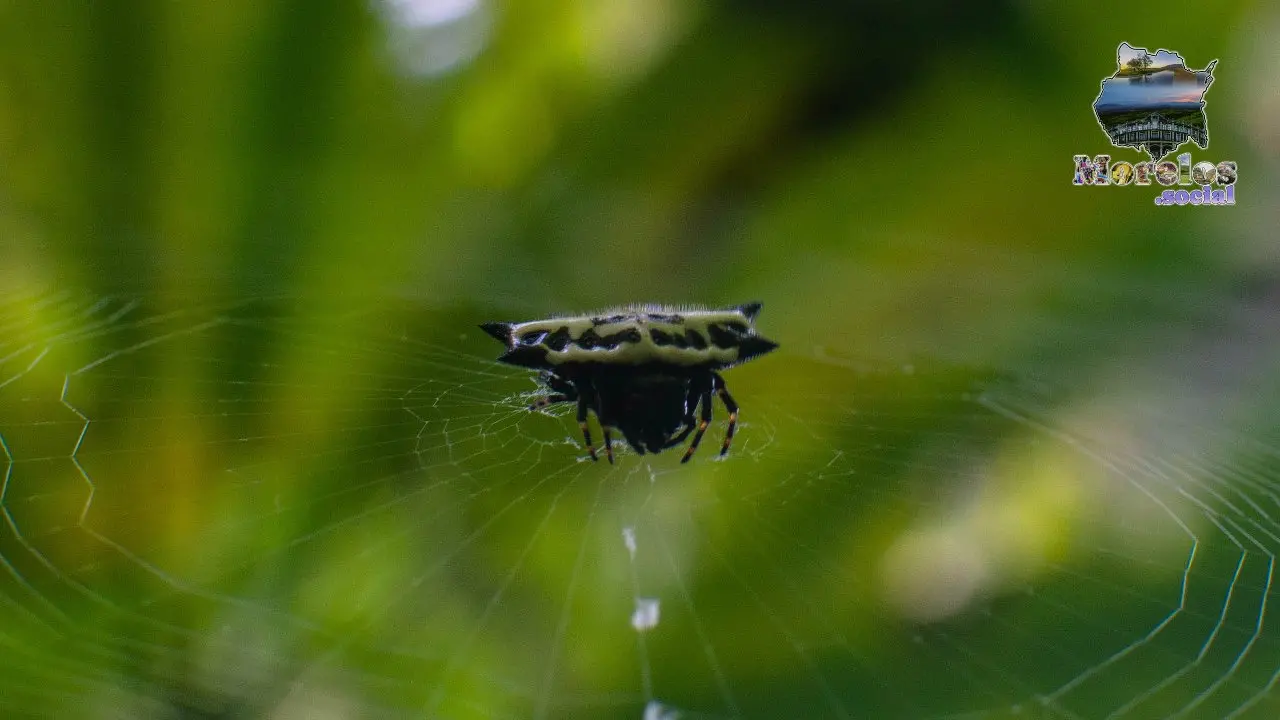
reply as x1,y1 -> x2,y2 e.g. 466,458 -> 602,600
1,0 -> 1278,718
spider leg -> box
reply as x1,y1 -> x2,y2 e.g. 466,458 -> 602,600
540,370 -> 576,395
713,372 -> 739,457
589,384 -> 617,465
577,391 -> 598,462
662,383 -> 701,449
529,393 -> 571,411
680,387 -> 714,464
531,373 -> 577,411
663,422 -> 695,449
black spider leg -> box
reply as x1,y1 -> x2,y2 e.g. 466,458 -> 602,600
577,383 -> 599,462
713,372 -> 739,456
602,427 -> 615,464
680,382 -> 715,464
540,370 -> 576,396
530,393 -> 570,410
529,371 -> 576,411
593,389 -> 615,464
662,381 -> 702,450
529,372 -> 598,461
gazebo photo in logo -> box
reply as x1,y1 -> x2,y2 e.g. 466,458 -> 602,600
1092,43 -> 1216,161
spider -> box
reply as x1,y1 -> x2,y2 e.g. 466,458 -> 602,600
480,302 -> 778,463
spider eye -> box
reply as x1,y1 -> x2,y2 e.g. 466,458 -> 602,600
519,331 -> 548,346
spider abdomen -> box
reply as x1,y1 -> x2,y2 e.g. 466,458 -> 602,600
481,302 -> 777,462
480,302 -> 777,371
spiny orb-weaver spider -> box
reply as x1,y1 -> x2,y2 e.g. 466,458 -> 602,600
481,302 -> 778,463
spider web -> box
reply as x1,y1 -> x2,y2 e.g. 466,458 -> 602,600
1,290 -> 1279,719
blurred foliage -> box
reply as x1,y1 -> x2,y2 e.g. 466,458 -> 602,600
1,1 -> 1263,315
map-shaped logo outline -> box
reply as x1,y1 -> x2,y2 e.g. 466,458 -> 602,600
1092,42 -> 1217,162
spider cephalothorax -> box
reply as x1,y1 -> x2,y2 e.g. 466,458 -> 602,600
480,302 -> 777,463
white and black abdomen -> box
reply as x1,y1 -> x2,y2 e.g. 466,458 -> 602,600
480,302 -> 778,371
